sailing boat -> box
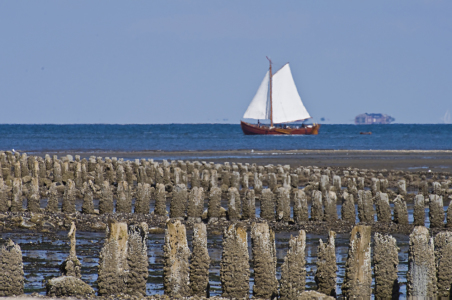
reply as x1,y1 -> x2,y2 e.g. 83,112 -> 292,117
241,58 -> 320,135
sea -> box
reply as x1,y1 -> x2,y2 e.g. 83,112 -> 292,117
0,124 -> 452,153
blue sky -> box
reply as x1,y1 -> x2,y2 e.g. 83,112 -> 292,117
1,1 -> 451,124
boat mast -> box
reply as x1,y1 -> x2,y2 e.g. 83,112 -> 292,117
267,56 -> 273,127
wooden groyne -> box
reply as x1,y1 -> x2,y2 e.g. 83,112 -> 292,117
1,150 -> 452,297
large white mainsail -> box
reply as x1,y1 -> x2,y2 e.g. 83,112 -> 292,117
242,64 -> 311,124
272,64 -> 311,123
243,71 -> 269,120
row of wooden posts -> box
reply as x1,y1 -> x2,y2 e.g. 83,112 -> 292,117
2,220 -> 452,298
1,151 -> 449,198
2,173 -> 452,228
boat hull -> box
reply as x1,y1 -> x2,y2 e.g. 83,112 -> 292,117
240,121 -> 320,135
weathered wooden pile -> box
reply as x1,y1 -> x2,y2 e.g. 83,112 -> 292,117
1,151 -> 452,298
2,220 -> 452,298
0,151 -> 451,229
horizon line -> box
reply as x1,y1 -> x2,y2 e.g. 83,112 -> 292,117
0,123 -> 451,125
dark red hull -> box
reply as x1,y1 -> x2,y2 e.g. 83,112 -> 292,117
240,121 -> 320,135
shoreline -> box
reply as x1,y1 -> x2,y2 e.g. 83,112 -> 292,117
22,149 -> 452,172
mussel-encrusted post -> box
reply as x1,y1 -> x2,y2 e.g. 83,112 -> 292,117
413,194 -> 425,226
407,226 -> 437,297
190,222 -> 210,297
163,220 -> 191,297
293,189 -> 309,223
373,233 -> 399,299
251,221 -> 278,298
434,232 -> 452,297
341,225 -> 372,298
220,223 -> 249,298
0,239 -> 24,296
315,231 -> 337,297
280,229 -> 307,300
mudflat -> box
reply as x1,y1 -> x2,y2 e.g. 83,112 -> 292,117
32,149 -> 452,172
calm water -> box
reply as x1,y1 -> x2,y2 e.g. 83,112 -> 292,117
0,124 -> 451,153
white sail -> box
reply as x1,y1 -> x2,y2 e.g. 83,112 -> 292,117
243,71 -> 270,120
272,64 -> 311,123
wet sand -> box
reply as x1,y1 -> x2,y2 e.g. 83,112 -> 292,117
31,149 -> 452,172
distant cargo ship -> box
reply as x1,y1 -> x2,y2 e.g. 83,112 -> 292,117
355,113 -> 395,125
